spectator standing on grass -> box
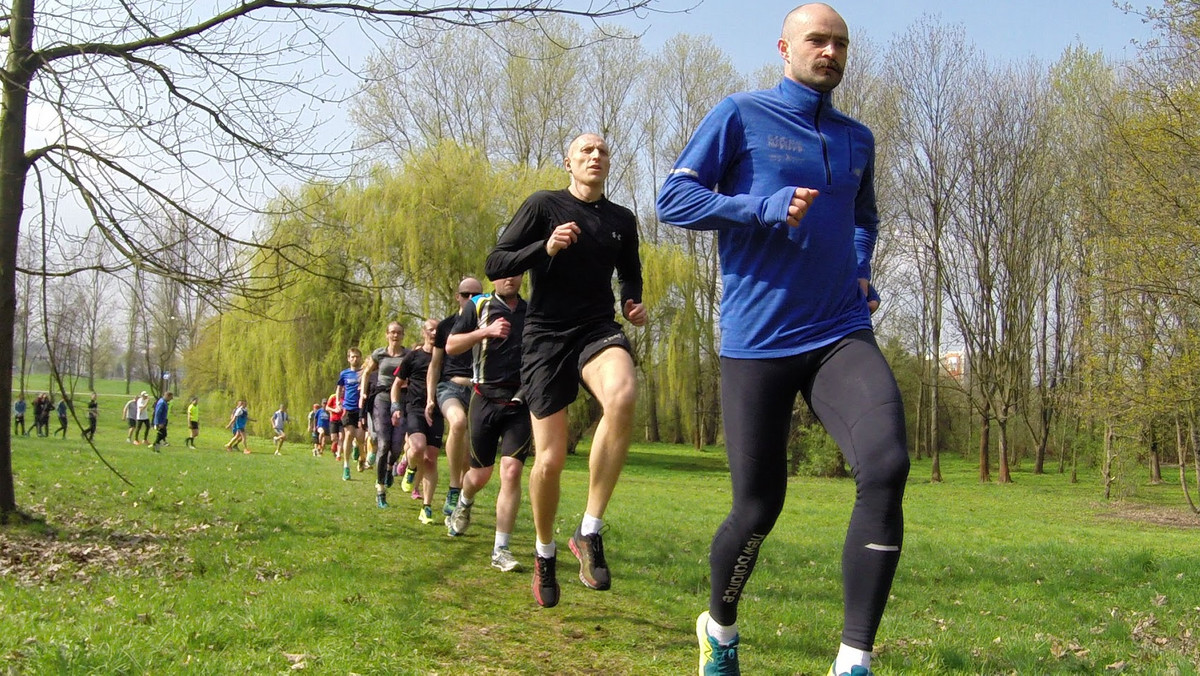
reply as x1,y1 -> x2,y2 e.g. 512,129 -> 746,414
13,395 -> 26,437
656,4 -> 909,675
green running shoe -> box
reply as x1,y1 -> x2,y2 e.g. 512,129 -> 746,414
342,467 -> 351,481
827,666 -> 873,676
443,488 -> 460,517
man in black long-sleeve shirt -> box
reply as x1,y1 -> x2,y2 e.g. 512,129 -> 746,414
485,132 -> 646,608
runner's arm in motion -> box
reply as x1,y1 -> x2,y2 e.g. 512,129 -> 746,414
358,356 -> 378,411
616,215 -> 646,327
655,98 -> 816,231
445,302 -> 492,356
389,373 -> 406,426
485,193 -> 552,279
446,318 -> 507,355
425,348 -> 443,426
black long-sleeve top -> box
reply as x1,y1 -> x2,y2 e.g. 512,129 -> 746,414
485,189 -> 642,330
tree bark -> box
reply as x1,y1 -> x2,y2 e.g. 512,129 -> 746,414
0,0 -> 36,518
978,412 -> 990,483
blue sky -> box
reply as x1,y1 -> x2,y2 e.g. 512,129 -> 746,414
614,0 -> 1155,71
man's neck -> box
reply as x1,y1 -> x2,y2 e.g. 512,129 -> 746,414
568,181 -> 603,203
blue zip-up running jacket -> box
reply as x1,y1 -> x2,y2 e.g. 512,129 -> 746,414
153,398 -> 170,426
656,78 -> 878,358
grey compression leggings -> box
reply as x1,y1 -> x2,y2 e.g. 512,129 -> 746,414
709,329 -> 910,651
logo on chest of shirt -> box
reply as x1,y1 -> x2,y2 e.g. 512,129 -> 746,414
767,135 -> 804,153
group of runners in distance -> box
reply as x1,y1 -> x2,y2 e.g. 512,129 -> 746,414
12,392 -> 98,440
12,6 -> 904,673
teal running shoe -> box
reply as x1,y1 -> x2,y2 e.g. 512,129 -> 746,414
697,611 -> 739,675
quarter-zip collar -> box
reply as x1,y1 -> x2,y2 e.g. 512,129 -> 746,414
776,78 -> 834,186
776,77 -> 833,118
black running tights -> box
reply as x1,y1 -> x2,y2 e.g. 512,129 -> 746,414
709,330 -> 910,651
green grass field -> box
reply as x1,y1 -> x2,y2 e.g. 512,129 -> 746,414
2,420 -> 1199,675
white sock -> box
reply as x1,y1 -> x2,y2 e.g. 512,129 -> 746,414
458,494 -> 474,508
535,539 -> 556,558
580,513 -> 603,536
706,615 -> 738,646
494,532 -> 511,551
834,643 -> 871,674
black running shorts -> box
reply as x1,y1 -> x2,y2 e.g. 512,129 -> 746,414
405,408 -> 444,449
468,388 -> 532,468
521,320 -> 631,418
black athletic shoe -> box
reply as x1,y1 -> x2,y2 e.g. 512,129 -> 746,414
569,527 -> 611,590
532,554 -> 560,608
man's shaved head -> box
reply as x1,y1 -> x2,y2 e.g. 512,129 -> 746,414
778,3 -> 850,92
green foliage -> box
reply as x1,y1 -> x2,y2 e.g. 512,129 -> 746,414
789,424 -> 846,478
185,144 -> 562,432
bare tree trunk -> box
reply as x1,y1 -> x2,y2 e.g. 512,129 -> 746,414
1175,417 -> 1197,513
930,275 -> 943,483
124,273 -> 140,395
0,0 -> 35,519
1148,423 -> 1162,484
1034,401 -> 1050,474
978,412 -> 990,483
913,380 -> 925,460
997,416 -> 1012,483
1103,421 -> 1115,500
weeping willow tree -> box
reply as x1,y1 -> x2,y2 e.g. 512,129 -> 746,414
352,140 -> 563,317
638,241 -> 713,447
187,142 -> 563,435
186,181 -> 377,432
